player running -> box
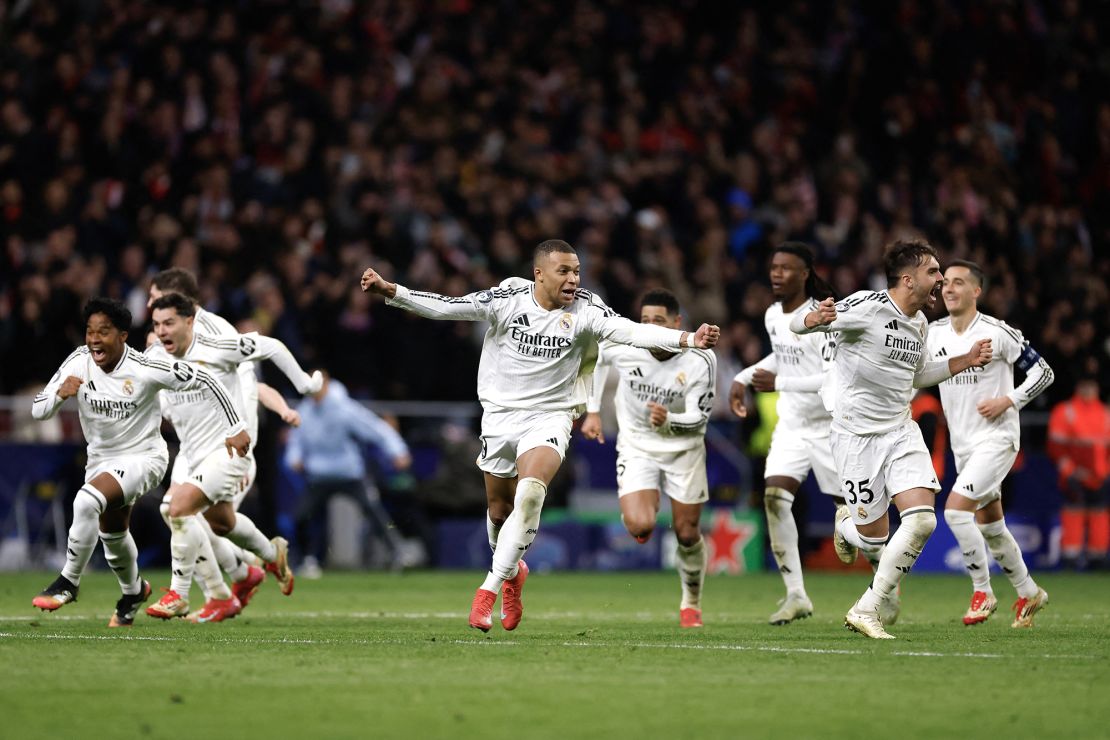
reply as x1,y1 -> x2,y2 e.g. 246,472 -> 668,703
30,298 -> 248,626
147,269 -> 300,620
145,293 -> 321,620
580,289 -> 716,628
791,239 -> 992,638
929,260 -> 1053,627
728,243 -> 844,625
361,239 -> 720,632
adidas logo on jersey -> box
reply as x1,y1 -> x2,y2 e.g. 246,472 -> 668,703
935,347 -> 948,357
884,320 -> 900,331
965,483 -> 974,492
509,314 -> 531,327
546,437 -> 559,445
630,368 -> 644,377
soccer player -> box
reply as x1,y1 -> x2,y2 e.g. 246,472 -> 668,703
929,260 -> 1054,627
791,239 -> 993,638
147,269 -> 299,618
360,239 -> 720,632
30,298 -> 249,626
728,243 -> 841,625
580,289 -> 716,628
145,293 -> 321,620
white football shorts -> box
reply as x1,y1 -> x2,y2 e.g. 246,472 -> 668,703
830,419 -> 941,524
615,441 -> 708,504
764,419 -> 839,495
477,405 -> 576,478
173,450 -> 256,508
952,439 -> 1019,508
184,447 -> 253,504
86,450 -> 169,507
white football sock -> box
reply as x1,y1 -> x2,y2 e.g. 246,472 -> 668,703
857,506 -> 936,613
199,517 -> 250,582
99,529 -> 140,595
62,486 -> 106,586
676,536 -> 707,610
226,513 -> 277,562
944,508 -> 992,594
169,515 -> 205,599
484,477 -> 546,590
486,511 -> 501,553
190,517 -> 232,601
765,488 -> 805,596
979,518 -> 1038,599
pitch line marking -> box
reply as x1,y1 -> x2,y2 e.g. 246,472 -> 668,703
0,631 -> 1101,661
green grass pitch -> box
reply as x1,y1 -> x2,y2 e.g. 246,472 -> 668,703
1,570 -> 1108,739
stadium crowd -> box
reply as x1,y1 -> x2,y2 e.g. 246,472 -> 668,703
1,0 -> 1107,409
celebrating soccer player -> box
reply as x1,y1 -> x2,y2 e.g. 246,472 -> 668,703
31,298 -> 249,626
929,260 -> 1053,627
791,239 -> 992,639
361,240 -> 721,632
580,289 -> 716,628
145,293 -> 322,621
728,243 -> 875,625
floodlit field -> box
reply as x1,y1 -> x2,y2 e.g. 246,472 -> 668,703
1,570 -> 1107,739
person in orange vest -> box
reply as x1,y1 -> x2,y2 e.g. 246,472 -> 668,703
1048,363 -> 1110,570
911,390 -> 947,482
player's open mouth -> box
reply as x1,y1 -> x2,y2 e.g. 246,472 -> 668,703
90,347 -> 107,362
162,340 -> 174,352
561,289 -> 575,300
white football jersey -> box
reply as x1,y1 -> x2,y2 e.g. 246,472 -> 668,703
193,307 -> 261,440
150,330 -> 314,462
588,342 -> 716,453
928,312 -> 1054,456
32,345 -> 243,462
792,290 -> 947,435
734,299 -> 835,424
387,278 -> 690,412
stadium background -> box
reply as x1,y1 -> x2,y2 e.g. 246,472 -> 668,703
1,0 -> 1107,575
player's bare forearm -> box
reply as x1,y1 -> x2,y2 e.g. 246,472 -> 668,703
949,338 -> 993,375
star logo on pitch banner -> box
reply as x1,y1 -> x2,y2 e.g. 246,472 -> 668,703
706,511 -> 756,574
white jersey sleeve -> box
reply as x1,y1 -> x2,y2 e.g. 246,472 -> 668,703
386,284 -> 498,323
31,346 -> 88,421
661,349 -> 717,437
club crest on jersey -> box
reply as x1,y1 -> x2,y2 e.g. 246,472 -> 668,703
121,379 -> 134,396
477,290 -> 493,303
559,313 -> 573,332
675,372 -> 687,386
857,506 -> 867,520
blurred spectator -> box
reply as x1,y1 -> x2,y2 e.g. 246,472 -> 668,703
284,371 -> 412,575
1048,362 -> 1110,569
0,0 -> 1105,415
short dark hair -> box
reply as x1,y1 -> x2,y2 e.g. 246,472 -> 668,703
884,239 -> 938,287
640,288 -> 681,317
150,292 -> 197,318
946,259 -> 986,289
533,239 -> 576,264
83,297 -> 131,331
152,268 -> 200,300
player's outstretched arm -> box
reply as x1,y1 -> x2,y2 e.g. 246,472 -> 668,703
227,332 -> 322,395
361,265 -> 493,322
258,382 -> 301,426
592,310 -> 719,352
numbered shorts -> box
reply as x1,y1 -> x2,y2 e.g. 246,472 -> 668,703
952,440 -> 1019,508
765,422 -> 840,495
86,450 -> 169,508
616,443 -> 709,505
182,448 -> 253,504
477,406 -> 576,478
829,420 -> 940,525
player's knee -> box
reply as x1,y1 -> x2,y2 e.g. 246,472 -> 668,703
764,487 -> 794,522
900,507 -> 937,549
74,486 -> 106,520
943,508 -> 974,528
206,515 -> 233,537
674,523 -> 701,547
624,517 -> 654,541
514,477 -> 547,519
